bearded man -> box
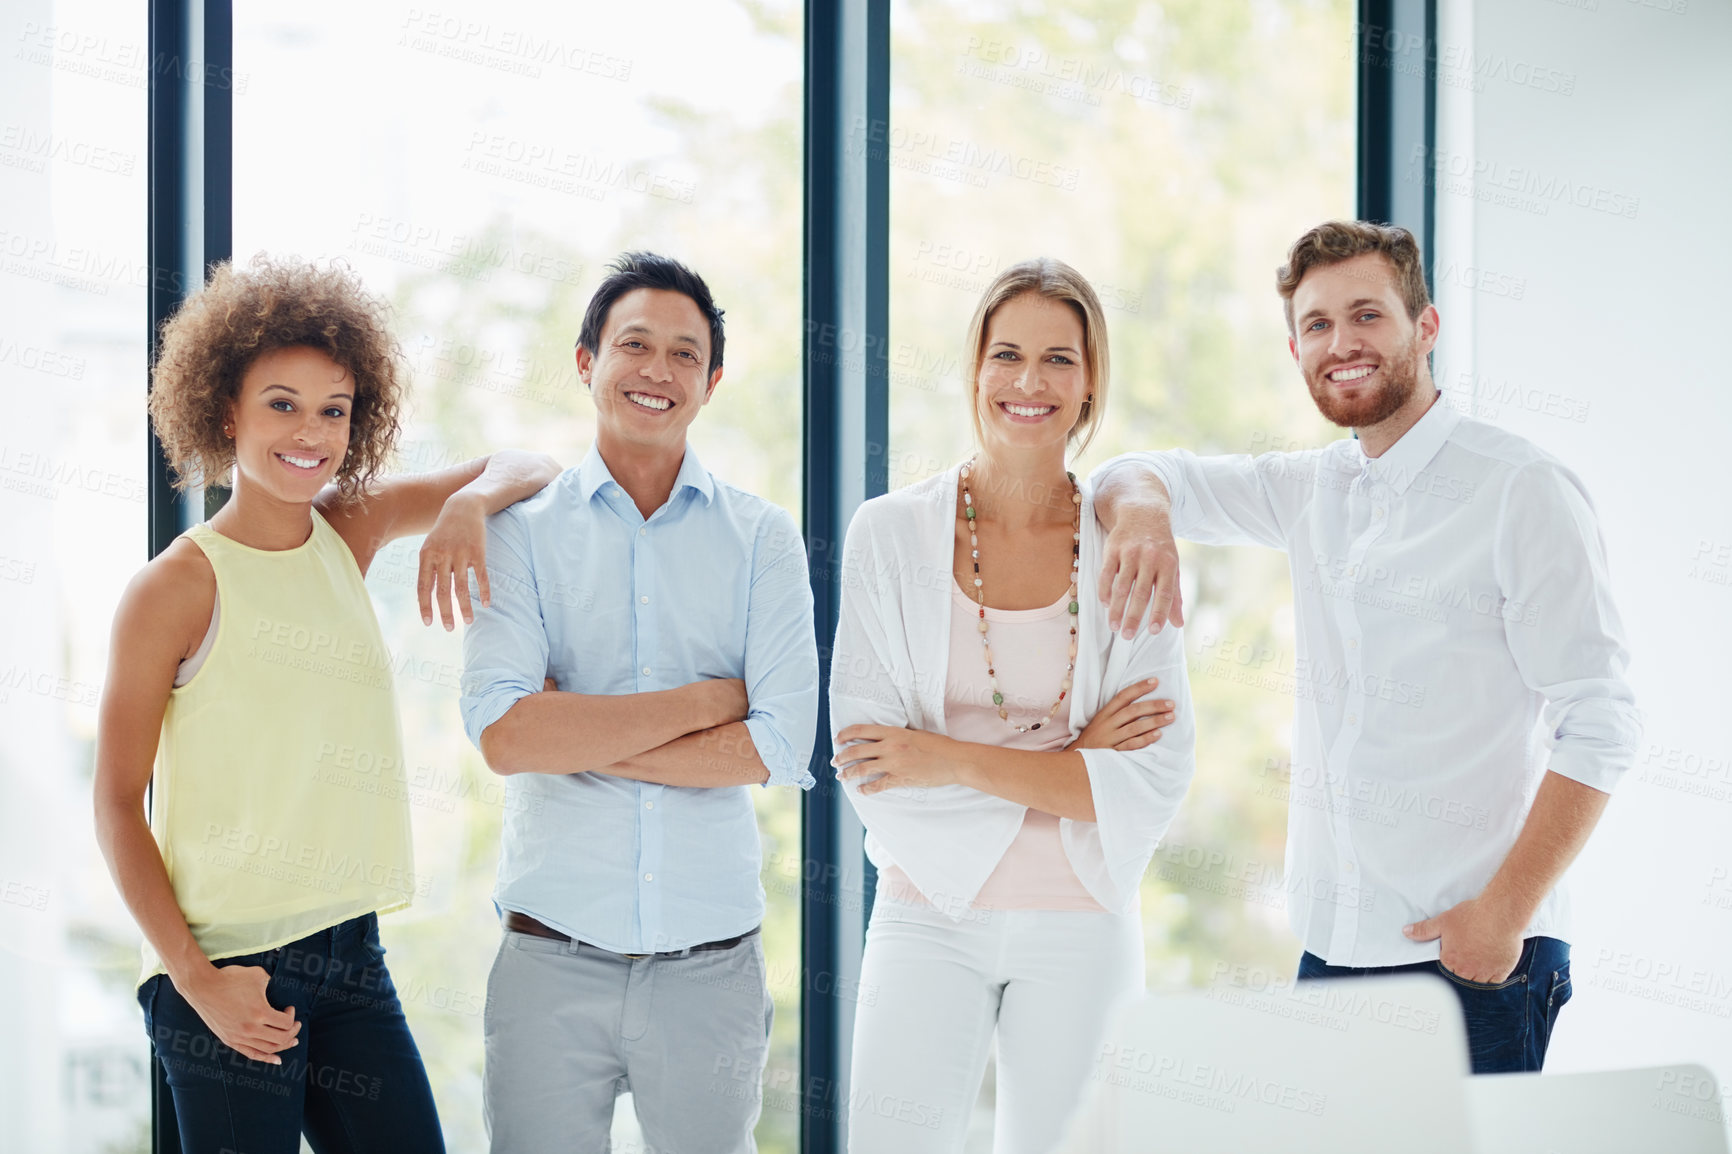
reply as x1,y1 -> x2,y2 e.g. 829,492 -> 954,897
1090,220 -> 1639,1073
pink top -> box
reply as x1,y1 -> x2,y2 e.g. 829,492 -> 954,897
879,581 -> 1104,912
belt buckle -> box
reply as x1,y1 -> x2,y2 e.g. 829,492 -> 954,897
621,952 -> 651,960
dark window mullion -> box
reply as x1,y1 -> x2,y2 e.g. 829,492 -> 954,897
147,2 -> 232,1150
1356,0 -> 1437,291
800,2 -> 888,1151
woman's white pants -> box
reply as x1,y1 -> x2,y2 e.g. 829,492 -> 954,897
846,895 -> 1144,1154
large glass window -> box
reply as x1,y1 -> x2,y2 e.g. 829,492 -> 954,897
888,2 -> 1354,1143
15,1 -> 1732,1150
0,0 -> 153,1149
229,3 -> 803,1150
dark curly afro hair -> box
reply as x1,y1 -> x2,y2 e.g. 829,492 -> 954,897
149,255 -> 405,499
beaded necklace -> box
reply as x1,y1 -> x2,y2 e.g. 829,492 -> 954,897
959,460 -> 1081,733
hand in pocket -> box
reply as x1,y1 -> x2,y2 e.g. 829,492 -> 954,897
182,963 -> 300,1063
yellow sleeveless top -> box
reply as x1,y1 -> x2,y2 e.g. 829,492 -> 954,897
140,510 -> 416,984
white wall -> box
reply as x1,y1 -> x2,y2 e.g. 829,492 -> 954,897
1433,0 -> 1732,1126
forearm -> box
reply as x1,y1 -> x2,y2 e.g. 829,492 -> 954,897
1092,458 -> 1172,533
1479,770 -> 1611,923
323,450 -> 562,568
596,723 -> 770,788
93,800 -> 213,986
450,449 -> 562,516
955,744 -> 1096,821
481,682 -> 720,775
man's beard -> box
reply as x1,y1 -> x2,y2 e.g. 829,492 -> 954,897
1306,337 -> 1421,428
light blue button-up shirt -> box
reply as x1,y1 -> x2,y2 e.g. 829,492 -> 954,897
460,444 -> 818,953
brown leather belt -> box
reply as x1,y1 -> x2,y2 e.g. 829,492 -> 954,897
503,911 -> 758,958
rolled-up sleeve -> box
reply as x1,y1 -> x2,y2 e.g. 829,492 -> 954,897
459,506 -> 550,750
742,508 -> 820,790
1067,622 -> 1199,911
1092,449 -> 1308,549
1492,461 -> 1641,793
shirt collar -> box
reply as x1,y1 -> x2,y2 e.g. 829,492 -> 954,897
576,442 -> 715,507
672,445 -> 716,504
1358,392 -> 1460,496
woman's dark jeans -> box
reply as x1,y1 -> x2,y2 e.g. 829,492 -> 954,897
1297,936 -> 1573,1074
138,912 -> 444,1153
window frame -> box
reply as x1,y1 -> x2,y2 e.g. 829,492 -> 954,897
1357,0 -> 1438,288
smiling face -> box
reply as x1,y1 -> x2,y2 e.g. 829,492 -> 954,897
972,292 -> 1091,458
1289,252 -> 1439,429
578,287 -> 722,458
227,345 -> 353,502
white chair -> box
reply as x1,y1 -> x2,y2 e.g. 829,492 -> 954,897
1466,1064 -> 1730,1154
1058,974 -> 1473,1153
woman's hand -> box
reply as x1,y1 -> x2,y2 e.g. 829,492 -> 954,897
179,963 -> 301,1064
833,725 -> 971,794
1069,677 -> 1175,752
418,491 -> 490,630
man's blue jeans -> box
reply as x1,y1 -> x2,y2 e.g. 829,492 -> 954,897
1297,936 -> 1573,1074
138,912 -> 444,1154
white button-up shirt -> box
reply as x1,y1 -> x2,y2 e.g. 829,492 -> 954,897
1102,396 -> 1640,966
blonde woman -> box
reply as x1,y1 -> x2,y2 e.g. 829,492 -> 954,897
93,256 -> 558,1152
832,258 -> 1196,1153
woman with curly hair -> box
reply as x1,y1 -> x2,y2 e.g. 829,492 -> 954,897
93,255 -> 559,1152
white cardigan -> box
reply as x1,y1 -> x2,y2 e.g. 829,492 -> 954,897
830,465 -> 1198,917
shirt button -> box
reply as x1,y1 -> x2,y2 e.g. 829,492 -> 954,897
639,527 -> 648,536
642,666 -> 652,676
640,595 -> 649,605
643,872 -> 654,882
611,486 -> 622,497
1348,713 -> 1359,726
645,801 -> 655,810
1347,638 -> 1359,650
1345,861 -> 1357,872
